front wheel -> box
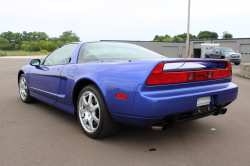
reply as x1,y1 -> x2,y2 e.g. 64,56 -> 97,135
234,63 -> 240,65
19,74 -> 35,103
77,85 -> 119,138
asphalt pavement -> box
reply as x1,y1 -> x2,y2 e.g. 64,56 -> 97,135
0,58 -> 250,166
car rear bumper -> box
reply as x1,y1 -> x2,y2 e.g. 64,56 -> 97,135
229,59 -> 241,63
111,80 -> 238,127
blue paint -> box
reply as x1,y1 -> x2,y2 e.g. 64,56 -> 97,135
18,42 -> 238,127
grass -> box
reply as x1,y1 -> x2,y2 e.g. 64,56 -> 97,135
0,50 -> 50,56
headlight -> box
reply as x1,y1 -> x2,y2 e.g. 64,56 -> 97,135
224,54 -> 229,57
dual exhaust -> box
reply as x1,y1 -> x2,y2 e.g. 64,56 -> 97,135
151,108 -> 228,131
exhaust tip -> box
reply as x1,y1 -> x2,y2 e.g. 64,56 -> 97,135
220,108 -> 227,114
213,108 -> 228,116
150,124 -> 168,131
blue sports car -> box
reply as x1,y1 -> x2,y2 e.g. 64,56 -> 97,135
18,42 -> 238,138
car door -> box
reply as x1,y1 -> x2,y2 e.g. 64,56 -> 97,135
29,44 -> 78,104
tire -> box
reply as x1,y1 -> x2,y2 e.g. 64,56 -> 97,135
77,85 -> 119,138
234,63 -> 240,65
19,74 -> 35,103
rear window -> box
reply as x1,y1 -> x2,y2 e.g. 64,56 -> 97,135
78,42 -> 165,62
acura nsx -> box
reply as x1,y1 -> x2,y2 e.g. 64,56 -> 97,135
18,42 -> 238,138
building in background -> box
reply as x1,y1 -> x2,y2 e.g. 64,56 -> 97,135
101,38 -> 250,61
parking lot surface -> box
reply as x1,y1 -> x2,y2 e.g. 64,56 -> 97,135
0,58 -> 250,166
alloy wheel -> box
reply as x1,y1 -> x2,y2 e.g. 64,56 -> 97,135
78,91 -> 100,133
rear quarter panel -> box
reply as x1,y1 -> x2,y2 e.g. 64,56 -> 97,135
74,60 -> 160,115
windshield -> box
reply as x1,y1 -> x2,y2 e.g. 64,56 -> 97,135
78,42 -> 165,62
221,48 -> 234,52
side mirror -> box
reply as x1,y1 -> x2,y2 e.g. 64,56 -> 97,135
236,51 -> 238,53
30,59 -> 40,66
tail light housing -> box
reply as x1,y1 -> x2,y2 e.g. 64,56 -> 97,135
146,61 -> 232,86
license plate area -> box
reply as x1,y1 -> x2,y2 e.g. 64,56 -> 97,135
195,96 -> 211,114
197,96 -> 211,107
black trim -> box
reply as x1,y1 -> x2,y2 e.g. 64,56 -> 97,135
160,102 -> 232,128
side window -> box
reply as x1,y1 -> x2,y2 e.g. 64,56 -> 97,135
43,44 -> 78,65
78,44 -> 101,63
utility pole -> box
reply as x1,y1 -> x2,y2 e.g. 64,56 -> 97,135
186,0 -> 190,58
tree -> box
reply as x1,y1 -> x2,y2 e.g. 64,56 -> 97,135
222,31 -> 233,39
22,31 -> 32,42
0,30 -> 81,51
0,31 -> 24,50
153,34 -> 171,42
46,42 -> 57,52
0,37 -> 9,50
0,31 -> 15,42
163,38 -> 173,42
13,32 -> 23,50
59,30 -> 80,42
153,35 -> 160,41
36,32 -> 49,40
172,36 -> 184,42
176,33 -> 197,41
198,31 -> 218,39
164,34 -> 171,39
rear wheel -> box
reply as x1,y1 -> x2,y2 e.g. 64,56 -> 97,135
19,74 -> 35,103
234,63 -> 240,65
77,85 -> 119,138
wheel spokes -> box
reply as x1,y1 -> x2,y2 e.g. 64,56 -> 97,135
79,107 -> 87,114
91,103 -> 99,112
83,94 -> 89,107
88,119 -> 94,130
88,94 -> 93,106
20,77 -> 28,100
79,91 -> 100,133
92,113 -> 99,123
83,117 -> 88,125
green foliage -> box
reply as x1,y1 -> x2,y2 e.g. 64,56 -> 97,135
0,50 -> 50,56
153,34 -> 172,42
153,33 -> 197,42
0,30 -> 80,52
0,51 -> 7,56
47,42 -> 57,52
163,38 -> 173,42
59,30 -> 80,42
40,50 -> 48,53
175,33 -> 197,41
223,31 -> 233,39
198,31 -> 218,39
172,36 -> 184,42
0,37 -> 9,50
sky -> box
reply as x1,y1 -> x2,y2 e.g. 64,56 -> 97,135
1,0 -> 250,42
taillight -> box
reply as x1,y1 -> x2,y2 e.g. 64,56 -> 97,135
146,61 -> 232,85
